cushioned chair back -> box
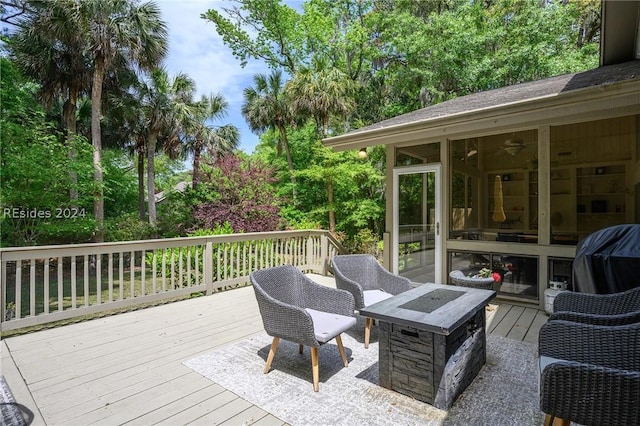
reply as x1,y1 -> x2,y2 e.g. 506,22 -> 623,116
333,254 -> 378,291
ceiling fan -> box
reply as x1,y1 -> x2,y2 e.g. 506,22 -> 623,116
458,139 -> 478,161
498,138 -> 528,156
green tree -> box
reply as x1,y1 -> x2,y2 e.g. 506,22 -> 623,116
287,56 -> 356,138
100,71 -> 149,220
286,57 -> 356,231
82,0 -> 168,241
138,68 -> 196,227
202,0 -> 305,72
7,0 -> 91,201
368,0 -> 599,114
295,142 -> 382,234
202,0 -> 373,79
254,123 -> 385,238
242,70 -> 298,202
0,58 -> 95,246
183,94 -> 240,189
298,0 -> 372,81
202,0 -> 378,127
101,149 -> 139,219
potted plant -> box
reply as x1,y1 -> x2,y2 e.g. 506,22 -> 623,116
449,268 -> 501,291
474,268 -> 502,291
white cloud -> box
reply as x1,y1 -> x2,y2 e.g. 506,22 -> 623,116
157,0 -> 264,152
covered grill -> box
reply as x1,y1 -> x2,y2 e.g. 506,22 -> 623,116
573,224 -> 640,294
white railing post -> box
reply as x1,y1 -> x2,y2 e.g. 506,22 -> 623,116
306,235 -> 314,271
1,257 -> 6,322
320,234 -> 329,275
204,241 -> 213,295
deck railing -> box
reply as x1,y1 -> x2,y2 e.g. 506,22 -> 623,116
0,230 -> 345,331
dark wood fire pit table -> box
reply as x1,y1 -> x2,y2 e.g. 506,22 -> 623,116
359,283 -> 496,410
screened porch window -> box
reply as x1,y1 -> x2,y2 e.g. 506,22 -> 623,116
549,115 -> 638,245
449,130 -> 539,243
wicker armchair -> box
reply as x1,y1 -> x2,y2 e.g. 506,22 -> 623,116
538,320 -> 640,426
550,286 -> 640,326
332,254 -> 413,348
250,265 -> 357,392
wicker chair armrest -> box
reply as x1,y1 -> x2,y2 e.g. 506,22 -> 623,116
375,263 -> 413,294
550,310 -> 640,326
539,320 -> 640,371
254,291 -> 319,347
540,361 -> 640,426
300,275 -> 356,317
333,273 -> 366,310
553,287 -> 640,315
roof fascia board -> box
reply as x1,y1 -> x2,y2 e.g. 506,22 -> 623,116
324,80 -> 640,151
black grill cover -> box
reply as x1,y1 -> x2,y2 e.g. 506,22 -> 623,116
573,224 -> 640,294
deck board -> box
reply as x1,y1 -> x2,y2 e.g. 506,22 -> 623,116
0,340 -> 47,425
158,390 -> 240,425
96,374 -> 223,426
491,304 -> 525,336
44,368 -> 203,423
524,309 -> 549,344
184,393 -> 253,425
486,302 -> 511,333
1,275 -> 546,426
506,306 -> 537,341
250,413 -> 287,426
125,382 -> 227,425
10,300 -> 260,361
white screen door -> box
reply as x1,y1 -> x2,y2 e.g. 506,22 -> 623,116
393,164 -> 441,283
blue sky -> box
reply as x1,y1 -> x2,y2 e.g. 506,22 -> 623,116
157,0 -> 268,154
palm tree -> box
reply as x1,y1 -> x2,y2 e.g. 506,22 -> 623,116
101,69 -> 148,220
139,68 -> 195,226
82,0 -> 168,241
286,56 -> 355,138
9,0 -> 90,202
286,57 -> 356,232
185,94 -> 240,189
242,70 -> 297,203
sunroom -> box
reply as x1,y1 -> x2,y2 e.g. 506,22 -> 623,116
324,60 -> 640,308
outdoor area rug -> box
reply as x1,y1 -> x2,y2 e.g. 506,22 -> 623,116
184,321 -> 541,425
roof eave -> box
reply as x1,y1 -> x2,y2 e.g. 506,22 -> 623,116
323,79 -> 640,151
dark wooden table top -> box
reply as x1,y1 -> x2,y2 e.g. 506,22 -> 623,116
359,283 -> 496,335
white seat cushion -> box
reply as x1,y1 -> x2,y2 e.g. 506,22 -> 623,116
363,289 -> 393,307
538,355 -> 565,389
539,355 -> 565,375
305,308 -> 357,343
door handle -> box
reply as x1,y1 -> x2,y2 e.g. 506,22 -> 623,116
436,222 -> 440,236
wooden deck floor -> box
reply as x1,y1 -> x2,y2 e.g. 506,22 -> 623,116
1,274 -> 548,425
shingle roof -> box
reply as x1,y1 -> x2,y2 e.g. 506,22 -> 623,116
341,60 -> 640,137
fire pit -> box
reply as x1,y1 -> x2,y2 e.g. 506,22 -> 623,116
359,283 -> 496,409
